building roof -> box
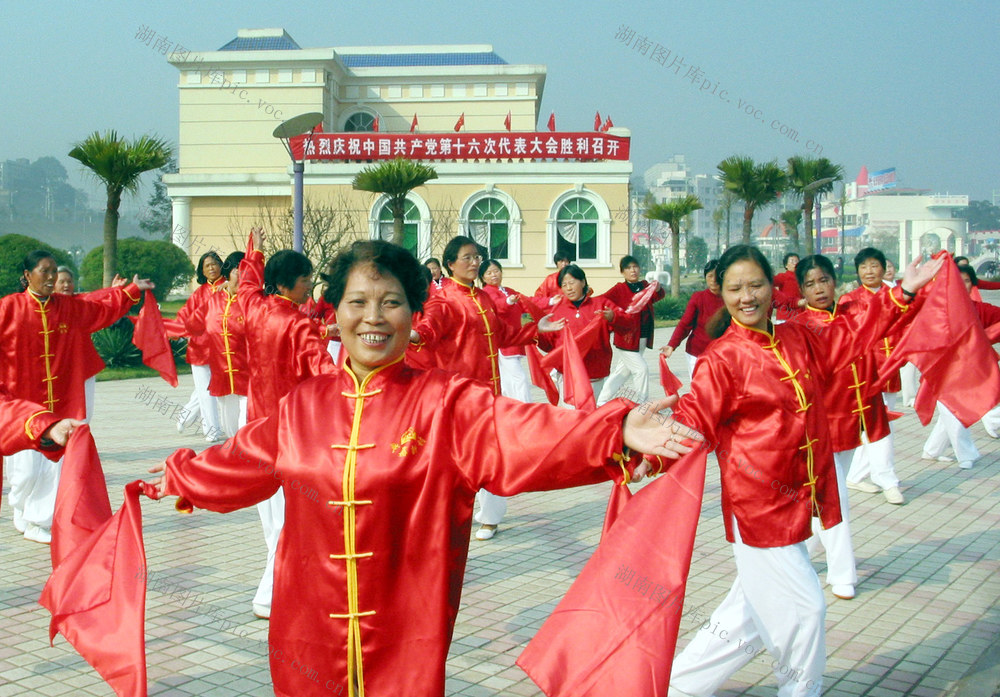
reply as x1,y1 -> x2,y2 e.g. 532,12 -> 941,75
338,51 -> 507,68
219,34 -> 301,51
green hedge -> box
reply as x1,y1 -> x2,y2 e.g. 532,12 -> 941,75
81,238 -> 195,301
0,234 -> 77,296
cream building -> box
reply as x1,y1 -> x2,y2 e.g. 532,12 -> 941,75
165,28 -> 633,292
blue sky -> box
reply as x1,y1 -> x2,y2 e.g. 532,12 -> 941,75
4,0 -> 998,209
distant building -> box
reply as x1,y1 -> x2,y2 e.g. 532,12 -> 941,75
164,28 -> 632,291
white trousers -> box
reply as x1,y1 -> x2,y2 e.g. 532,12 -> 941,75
216,394 -> 248,439
253,488 -> 286,608
555,374 -> 606,409
982,403 -> 1000,435
7,449 -> 63,529
84,375 -> 96,422
671,520 -> 826,697
596,345 -> 648,405
899,363 -> 920,407
923,402 -> 980,465
686,353 -> 699,381
846,394 -> 899,489
475,354 -> 532,526
807,449 -> 858,586
179,364 -> 220,437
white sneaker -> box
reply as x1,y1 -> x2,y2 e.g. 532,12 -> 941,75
958,460 -> 974,470
846,480 -> 880,494
12,507 -> 26,533
24,524 -> 52,544
921,452 -> 954,462
252,603 -> 271,619
883,486 -> 905,505
475,524 -> 498,541
984,425 -> 999,439
832,584 -> 856,599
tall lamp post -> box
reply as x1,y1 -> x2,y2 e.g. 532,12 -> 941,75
272,112 -> 324,253
804,176 -> 836,255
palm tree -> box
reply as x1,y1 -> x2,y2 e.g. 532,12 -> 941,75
717,156 -> 787,245
786,156 -> 844,255
352,158 -> 438,246
645,195 -> 703,297
69,131 -> 173,287
780,209 -> 804,254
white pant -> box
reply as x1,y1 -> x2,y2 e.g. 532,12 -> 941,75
899,363 -> 920,406
671,520 -> 826,697
807,449 -> 857,586
846,395 -> 899,489
596,345 -> 649,405
179,364 -> 220,437
555,374 -> 605,409
475,354 -> 532,526
923,402 -> 980,465
84,375 -> 96,422
982,403 -> 1000,435
253,488 -> 286,609
686,353 -> 699,381
7,449 -> 62,529
216,394 -> 248,439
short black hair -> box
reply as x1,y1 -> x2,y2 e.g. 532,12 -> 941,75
479,258 -> 503,281
323,240 -> 428,313
795,254 -> 836,289
442,236 -> 483,276
704,259 -> 719,276
196,251 -> 224,285
424,257 -> 441,267
782,252 -> 800,267
554,251 -> 572,265
20,250 -> 57,291
264,250 -> 313,295
706,245 -> 774,340
221,252 -> 245,280
557,264 -> 589,295
957,264 -> 978,286
619,255 -> 640,272
854,247 -> 886,272
954,256 -> 970,266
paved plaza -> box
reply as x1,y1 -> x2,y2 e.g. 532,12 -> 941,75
1,326 -> 998,696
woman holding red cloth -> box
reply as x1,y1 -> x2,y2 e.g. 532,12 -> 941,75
771,252 -> 802,323
175,251 -> 226,441
1,250 -> 150,543
149,239 -> 697,697
183,252 -> 249,439
662,259 -> 723,379
666,245 -> 942,697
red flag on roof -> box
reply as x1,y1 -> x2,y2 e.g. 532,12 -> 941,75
503,110 -> 512,131
132,290 -> 178,388
547,112 -> 556,132
594,111 -> 602,131
518,447 -> 707,696
602,116 -> 614,132
454,112 -> 465,132
410,114 -> 418,133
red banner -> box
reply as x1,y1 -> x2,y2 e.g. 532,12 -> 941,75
290,131 -> 630,162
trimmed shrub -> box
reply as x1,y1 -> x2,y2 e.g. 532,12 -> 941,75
81,238 -> 195,301
0,234 -> 76,296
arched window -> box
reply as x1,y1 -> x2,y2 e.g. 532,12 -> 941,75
344,112 -> 377,132
556,197 -> 599,262
378,199 -> 419,255
468,198 -> 509,260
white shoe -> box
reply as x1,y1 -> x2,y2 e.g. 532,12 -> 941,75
921,452 -> 954,462
832,584 -> 856,600
984,425 -> 999,439
252,603 -> 271,619
846,479 -> 880,494
12,507 -> 26,533
475,524 -> 498,541
24,524 -> 52,544
959,460 -> 974,470
176,420 -> 185,434
883,486 -> 905,505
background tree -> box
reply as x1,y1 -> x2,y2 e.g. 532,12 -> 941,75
958,200 -> 1000,231
69,131 -> 173,287
645,194 -> 703,297
780,208 -> 804,253
139,157 -> 178,239
686,235 -> 709,273
352,158 -> 437,246
0,233 -> 76,295
786,156 -> 844,254
81,238 -> 193,301
717,156 -> 787,244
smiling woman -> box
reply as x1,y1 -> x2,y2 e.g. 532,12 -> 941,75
149,239 -> 702,697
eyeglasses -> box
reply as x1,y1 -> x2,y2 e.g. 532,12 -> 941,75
459,254 -> 483,264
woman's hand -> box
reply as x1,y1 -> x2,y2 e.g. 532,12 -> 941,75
630,459 -> 652,483
538,314 -> 567,333
133,275 -> 156,291
601,307 -> 615,322
110,274 -> 128,288
40,418 -> 84,446
623,396 -> 704,459
660,345 -> 674,357
251,226 -> 265,249
901,254 -> 946,295
145,462 -> 167,499
506,294 -> 519,306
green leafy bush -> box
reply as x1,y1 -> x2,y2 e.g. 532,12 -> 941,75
81,238 -> 195,301
654,292 -> 692,320
92,321 -> 142,368
0,234 -> 77,296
